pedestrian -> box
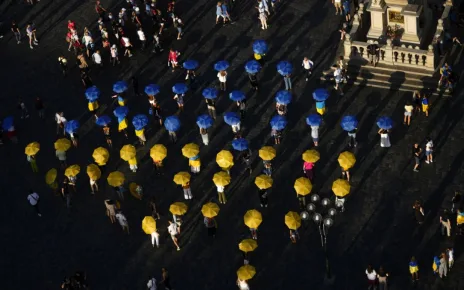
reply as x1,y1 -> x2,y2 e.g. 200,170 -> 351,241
237,278 -> 250,290
334,0 -> 342,15
283,73 -> 292,90
333,65 -> 344,95
132,11 -> 142,27
200,128 -> 209,145
161,268 -> 172,290
341,165 -> 350,182
365,265 -> 377,290
11,20 -> 21,44
425,137 -> 433,164
258,189 -> 268,207
103,125 -> 112,148
242,151 -> 252,175
377,267 -> 388,290
92,50 -> 103,66
185,68 -> 196,87
438,253 -> 447,278
257,0 -> 269,30
69,131 -> 79,147
451,192 -> 461,213
115,185 -> 125,201
232,121 -> 241,134
413,200 -> 425,225
378,129 -> 391,147
348,127 -> 357,147
58,56 -> 68,76
204,216 -> 218,237
237,100 -> 246,119
147,277 -> 157,290
216,2 -> 226,24
409,256 -> 419,281
440,209 -> 451,237
149,197 -> 161,220
61,178 -> 72,208
173,94 -> 184,111
168,130 -> 177,143
172,16 -> 184,40
248,72 -> 259,91
167,220 -> 181,251
447,248 -> 454,269
77,53 -> 89,71
189,157 -> 201,174
182,182 -> 193,200
115,211 -> 130,234
303,161 -> 314,180
152,103 -> 163,126
35,97 -> 45,119
343,0 -> 351,22
136,27 -> 146,50
412,90 -> 421,113
95,1 -> 107,19
55,112 -> 66,135
206,98 -> 217,119
104,200 -> 117,223
27,190 -> 41,217
310,124 -> 319,146
121,35 -> 133,57
404,102 -> 413,126
302,57 -> 314,81
18,98 -> 29,119
168,48 -> 180,71
217,184 -> 227,204
152,33 -> 163,53
56,149 -> 67,168
110,45 -> 120,66
89,178 -> 98,194
27,154 -> 38,173
221,2 -> 232,23
80,71 -> 93,88
263,160 -> 272,176
422,94 -> 429,117
218,70 -> 227,91
289,229 -> 299,243
250,227 -> 258,240
412,143 -> 422,172
26,23 -> 39,49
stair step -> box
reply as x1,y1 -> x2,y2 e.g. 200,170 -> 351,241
347,72 -> 438,87
350,79 -> 451,96
347,62 -> 436,77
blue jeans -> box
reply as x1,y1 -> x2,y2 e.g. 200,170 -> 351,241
284,77 -> 292,90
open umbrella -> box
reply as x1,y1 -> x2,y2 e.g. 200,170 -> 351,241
129,182 -> 142,200
253,40 -> 268,55
196,114 -> 214,129
132,114 -> 149,130
202,87 -> 218,99
212,171 -> 231,186
85,86 -> 100,102
93,147 -> 110,165
164,115 -> 181,132
169,202 -> 188,215
150,144 -> 167,161
238,239 -> 258,253
229,90 -> 246,102
255,175 -> 273,189
113,80 -> 128,93
306,114 -> 322,126
45,168 -> 57,185
182,143 -> 200,158
54,138 -> 71,151
377,116 -> 393,130
214,60 -> 229,71
270,115 -> 287,130
232,138 -> 249,151
302,149 -> 320,163
65,120 -> 79,134
113,106 -> 129,118
142,216 -> 157,234
87,164 -> 101,180
312,88 -> 329,101
259,146 -> 276,161
275,90 -> 292,105
96,115 -> 111,127
144,84 -> 160,96
65,164 -> 80,177
224,112 -> 241,126
341,116 -> 358,131
277,61 -> 293,75
202,202 -> 220,218
332,179 -> 351,197
216,150 -> 234,168
245,60 -> 261,74
25,142 -> 40,156
294,177 -> 312,195
172,83 -> 188,95
173,171 -> 191,185
120,144 -> 136,161
237,265 -> 256,281
244,209 -> 263,228
338,151 -> 356,169
285,211 -> 302,230
107,171 -> 125,187
2,116 -> 14,130
183,59 -> 199,70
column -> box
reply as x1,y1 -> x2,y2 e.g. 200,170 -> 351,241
401,4 -> 422,44
367,0 -> 387,40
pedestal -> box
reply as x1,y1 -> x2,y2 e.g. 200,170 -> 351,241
401,4 -> 422,44
367,0 -> 387,39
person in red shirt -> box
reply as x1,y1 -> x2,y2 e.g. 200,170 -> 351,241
95,1 -> 107,19
168,49 -> 180,71
67,20 -> 76,32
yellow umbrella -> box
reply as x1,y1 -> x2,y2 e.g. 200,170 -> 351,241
338,151 -> 356,170
45,168 -> 57,185
216,150 -> 234,168
173,171 -> 191,185
169,202 -> 188,215
254,175 -> 273,189
302,149 -> 320,163
285,211 -> 302,230
86,164 -> 101,180
120,144 -> 136,161
65,164 -> 80,177
150,144 -> 167,161
244,209 -> 263,229
258,146 -> 276,161
141,216 -> 157,234
54,138 -> 71,151
25,142 -> 40,156
294,177 -> 312,196
182,143 -> 200,158
201,202 -> 220,218
237,265 -> 256,281
212,171 -> 231,187
238,239 -> 258,253
107,171 -> 125,187
332,179 -> 351,197
93,147 -> 110,165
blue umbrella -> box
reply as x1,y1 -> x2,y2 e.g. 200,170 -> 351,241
214,60 -> 230,71
245,60 -> 262,74
144,84 -> 160,96
253,40 -> 268,55
113,81 -> 128,93
270,115 -> 287,130
277,61 -> 293,76
306,114 -> 322,126
275,90 -> 292,105
85,86 -> 100,102
377,116 -> 393,130
172,83 -> 188,95
117,116 -> 126,123
132,114 -> 149,130
313,88 -> 330,101
196,114 -> 214,129
96,115 -> 111,127
2,116 -> 13,130
224,112 -> 241,126
65,120 -> 79,134
232,138 -> 249,151
202,87 -> 218,99
164,115 -> 181,132
183,60 -> 199,70
229,90 -> 246,102
113,106 -> 129,118
341,116 -> 358,131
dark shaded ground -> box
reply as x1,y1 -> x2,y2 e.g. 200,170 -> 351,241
0,0 -> 463,289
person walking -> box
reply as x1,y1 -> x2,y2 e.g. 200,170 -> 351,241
409,256 -> 419,282
425,137 -> 433,164
92,50 -> 103,67
217,185 -> 227,204
310,124 -> 319,146
182,182 -> 193,200
27,190 -> 41,217
232,121 -> 241,134
26,23 -> 39,49
110,45 -> 120,66
365,265 -> 377,290
149,197 -> 161,220
103,125 -> 112,148
173,94 -> 184,111
451,192 -> 461,213
303,161 -> 314,181
237,100 -> 246,119
167,220 -> 181,251
58,56 -> 68,76
250,227 -> 258,240
18,98 -> 29,119
89,178 -> 98,194
421,94 -> 430,117
404,102 -> 413,126
28,154 -> 38,173
204,216 -> 218,237
189,158 -> 201,175
137,27 -> 146,49
378,129 -> 391,148
258,189 -> 268,207
61,178 -> 72,208
161,268 -> 172,290
347,127 -> 357,147
206,98 -> 217,119
440,209 -> 451,237
56,149 -> 67,169
283,73 -> 292,90
116,211 -> 130,234
168,48 -> 180,71
200,128 -> 209,145
218,70 -> 227,91
172,16 -> 184,40
249,72 -> 259,91
447,248 -> 454,270
341,165 -> 350,182
438,253 -> 448,278
95,1 -> 107,19
413,200 -> 425,225
104,199 -> 117,223
302,57 -> 314,81
412,143 -> 422,172
149,228 -> 160,248
237,278 -> 250,290
242,151 -> 252,175
377,266 -> 388,290
11,20 -> 21,44
35,97 -> 45,119
412,90 -> 421,113
289,229 -> 299,243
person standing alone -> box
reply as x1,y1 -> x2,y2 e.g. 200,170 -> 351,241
27,190 -> 41,216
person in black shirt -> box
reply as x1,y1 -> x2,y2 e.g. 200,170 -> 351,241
242,150 -> 252,175
80,71 -> 93,88
205,98 -> 216,119
440,209 -> 451,237
258,189 -> 268,207
412,143 -> 422,172
248,73 -> 258,91
367,41 -> 380,66
58,56 -> 68,76
11,20 -> 21,44
35,97 -> 45,119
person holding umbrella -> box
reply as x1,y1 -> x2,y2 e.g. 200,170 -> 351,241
332,179 -> 350,212
259,146 -> 276,176
93,147 -> 109,167
245,60 -> 261,91
252,40 -> 268,63
224,112 -> 241,135
64,165 -> 80,193
96,115 -> 113,148
54,138 -> 71,169
255,174 -> 272,207
239,239 -> 257,265
196,114 -> 213,145
270,115 -> 287,145
377,116 -> 392,148
244,209 -> 262,240
172,83 -> 188,112
25,142 -> 40,173
85,86 -> 100,117
294,176 -> 312,209
132,114 -> 149,146
164,115 -> 181,143
313,88 -> 329,116
341,115 -> 358,148
45,169 -> 59,195
213,171 -> 231,204
275,90 -> 291,117
285,211 -> 302,243
183,60 -> 199,87
170,202 -> 188,233
202,202 -> 220,237
306,114 -> 322,146
277,61 -> 293,90
203,87 -> 218,119
230,91 -> 247,119
338,151 -> 356,182
150,144 -> 167,175
65,120 -> 79,147
216,150 -> 234,174
87,164 -> 101,194
189,155 -> 201,175
142,216 -> 160,248
214,61 -> 229,91
173,172 -> 192,200
112,81 -> 128,106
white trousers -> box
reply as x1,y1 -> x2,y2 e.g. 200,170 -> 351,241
151,232 -> 160,247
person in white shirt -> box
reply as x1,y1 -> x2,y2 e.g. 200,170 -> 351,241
92,50 -> 102,66
121,36 -> 133,57
365,265 -> 377,288
110,45 -> 120,66
333,66 -> 344,96
137,27 -> 146,49
302,57 -> 314,81
425,137 -> 433,164
115,211 -> 130,234
167,221 -> 181,251
55,112 -> 67,135
89,178 -> 98,194
217,70 -> 227,91
217,185 -> 226,204
27,190 -> 41,216
237,278 -> 250,290
147,277 -> 157,290
232,122 -> 240,134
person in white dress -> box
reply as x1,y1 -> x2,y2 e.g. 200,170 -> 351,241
237,278 -> 250,290
378,129 -> 391,148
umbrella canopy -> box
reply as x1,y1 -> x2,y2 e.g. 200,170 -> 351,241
270,115 -> 287,130
65,164 -> 80,177
86,164 -> 102,180
144,84 -> 160,96
25,142 -> 40,156
377,116 -> 393,130
45,168 -> 57,185
173,171 -> 191,185
244,209 -> 263,229
302,149 -> 320,163
202,87 -> 218,99
172,83 -> 188,95
275,90 -> 292,105
113,106 -> 129,118
212,171 -> 231,186
277,61 -> 293,75
85,86 -> 100,102
285,211 -> 302,230
93,147 -> 110,165
237,265 -> 256,281
259,146 -> 276,161
142,216 -> 157,234
238,239 -> 258,253
216,150 -> 234,168
2,116 -> 14,130
245,60 -> 261,74
196,114 -> 214,129
54,138 -> 71,151
332,179 -> 351,197
150,144 -> 167,161
120,144 -> 136,161
214,60 -> 229,71
306,114 -> 322,126
255,174 -> 273,189
341,116 -> 358,131
229,90 -> 246,102
107,171 -> 125,187
252,39 -> 268,54
224,112 -> 241,126
294,177 -> 312,195
338,151 -> 356,169
164,115 -> 181,132
132,114 -> 149,130
65,120 -> 79,134
182,143 -> 200,158
169,202 -> 188,215
312,88 -> 330,101
183,59 -> 199,70
202,202 -> 220,218
232,138 -> 249,151
113,80 -> 128,93
96,115 -> 111,127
